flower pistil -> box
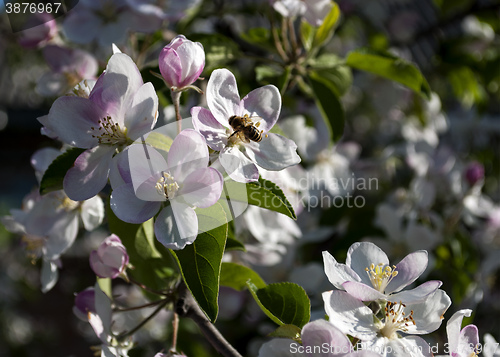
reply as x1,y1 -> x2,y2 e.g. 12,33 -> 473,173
91,116 -> 128,145
379,301 -> 415,339
155,172 -> 180,200
365,263 -> 398,293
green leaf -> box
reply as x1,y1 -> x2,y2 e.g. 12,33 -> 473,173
308,71 -> 345,142
170,202 -> 228,322
308,53 -> 352,96
255,64 -> 284,84
39,147 -> 86,195
107,203 -> 175,293
345,49 -> 431,99
240,27 -> 273,49
247,282 -> 311,328
220,262 -> 266,291
268,324 -> 302,340
448,66 -> 486,108
189,34 -> 240,73
224,177 -> 296,220
312,2 -> 341,48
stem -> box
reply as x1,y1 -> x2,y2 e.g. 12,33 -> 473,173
287,18 -> 300,59
176,282 -> 243,357
271,19 -> 289,62
281,17 -> 291,56
116,299 -> 170,340
114,299 -> 167,312
171,90 -> 183,134
171,312 -> 179,352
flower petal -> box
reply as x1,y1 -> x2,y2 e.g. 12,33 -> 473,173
241,85 -> 281,133
302,319 -> 353,355
458,325 -> 479,357
176,41 -> 205,87
385,250 -> 428,294
220,146 -> 259,183
109,149 -> 132,188
41,259 -> 59,293
383,336 -> 433,357
80,195 -> 105,231
322,250 -> 361,290
43,96 -> 104,148
258,338 -> 304,357
110,183 -> 161,224
343,281 -> 387,301
322,290 -> 377,340
62,8 -> 101,44
44,211 -> 79,260
90,250 -> 120,279
63,145 -> 115,201
89,53 -> 143,122
159,47 -> 182,88
404,289 -> 451,335
446,309 -> 472,354
154,202 -> 198,249
206,68 -> 241,126
167,129 -> 209,181
389,280 -> 442,304
346,242 -> 389,286
179,167 -> 223,208
245,133 -> 301,170
124,82 -> 158,139
191,106 -> 228,151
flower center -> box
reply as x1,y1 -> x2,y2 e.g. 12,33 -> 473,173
59,195 -> 80,211
379,301 -> 415,339
91,116 -> 128,146
155,172 -> 179,200
365,263 -> 398,293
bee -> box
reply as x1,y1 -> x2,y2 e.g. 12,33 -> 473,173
228,114 -> 264,143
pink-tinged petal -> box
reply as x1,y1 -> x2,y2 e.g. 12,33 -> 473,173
179,167 -> 223,208
127,144 -> 167,201
176,41 -> 205,87
390,280 -> 442,304
154,203 -> 198,249
167,129 -> 209,181
62,9 -> 101,44
44,96 -> 104,148
44,211 -> 79,260
159,47 -> 183,88
80,195 -> 105,231
446,309 -> 473,355
89,53 -> 143,122
97,14 -> 132,47
41,259 -> 59,293
109,149 -> 132,188
110,183 -> 161,224
322,250 -> 361,290
458,325 -> 479,357
90,250 -> 120,278
206,69 -> 241,126
124,82 -> 158,138
245,133 -> 301,170
220,146 -> 259,183
130,10 -> 164,33
385,250 -> 428,294
322,290 -> 377,340
241,85 -> 281,133
191,106 -> 228,151
36,72 -> 68,97
346,242 -> 389,286
405,289 -> 451,335
302,319 -> 353,355
63,145 -> 115,201
258,338 -> 305,357
343,281 -> 387,301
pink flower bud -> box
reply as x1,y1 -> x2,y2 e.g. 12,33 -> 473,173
89,234 -> 129,279
159,35 -> 205,89
464,161 -> 484,186
73,287 -> 95,321
18,13 -> 57,49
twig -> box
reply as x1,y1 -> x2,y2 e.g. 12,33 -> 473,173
176,282 -> 243,357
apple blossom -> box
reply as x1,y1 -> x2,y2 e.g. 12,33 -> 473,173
159,35 -> 205,90
322,290 -> 451,357
17,13 -> 57,49
192,68 -> 300,182
110,129 -> 223,249
323,242 -> 442,303
38,52 -> 158,201
90,234 -> 129,279
73,287 -> 96,322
